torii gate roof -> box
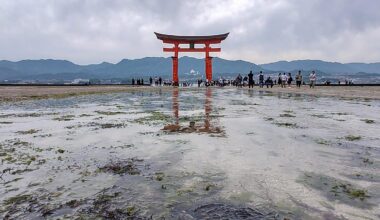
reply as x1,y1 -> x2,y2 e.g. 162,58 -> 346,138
154,32 -> 229,43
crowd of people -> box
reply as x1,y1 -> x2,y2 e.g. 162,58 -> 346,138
226,70 -> 317,88
131,78 -> 144,85
133,70 -> 319,88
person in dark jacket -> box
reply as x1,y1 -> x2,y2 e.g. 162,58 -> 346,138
287,73 -> 293,87
248,71 -> 254,88
295,71 -> 302,88
265,77 -> 274,88
259,71 -> 264,88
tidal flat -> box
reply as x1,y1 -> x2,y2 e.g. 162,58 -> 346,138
0,87 -> 379,219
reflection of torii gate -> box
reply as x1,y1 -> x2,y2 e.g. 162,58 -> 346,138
155,32 -> 229,86
163,88 -> 224,135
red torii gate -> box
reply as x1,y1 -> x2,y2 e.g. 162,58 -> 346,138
155,32 -> 229,86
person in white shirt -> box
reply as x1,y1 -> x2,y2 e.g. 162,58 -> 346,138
281,73 -> 287,88
219,76 -> 223,87
309,71 -> 316,88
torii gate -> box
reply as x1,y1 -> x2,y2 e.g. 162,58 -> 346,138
155,32 -> 229,86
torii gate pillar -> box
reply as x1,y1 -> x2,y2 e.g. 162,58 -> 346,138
155,32 -> 229,86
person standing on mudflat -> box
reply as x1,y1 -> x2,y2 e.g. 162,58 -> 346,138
248,71 -> 254,88
287,73 -> 293,87
281,73 -> 287,88
259,71 -> 264,88
309,71 -> 317,88
296,71 -> 302,88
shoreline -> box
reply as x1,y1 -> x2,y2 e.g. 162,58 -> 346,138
0,85 -> 379,102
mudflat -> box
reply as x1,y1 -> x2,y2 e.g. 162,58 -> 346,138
1,87 -> 379,219
0,85 -> 379,102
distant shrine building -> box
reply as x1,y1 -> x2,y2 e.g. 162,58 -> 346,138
154,32 -> 229,86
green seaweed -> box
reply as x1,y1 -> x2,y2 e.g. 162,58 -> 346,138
344,135 -> 362,141
100,123 -> 126,129
133,111 -> 171,125
98,158 -> 144,175
315,138 -> 330,145
283,110 -> 294,113
53,115 -> 75,121
0,121 -> 13,124
311,114 -> 328,118
298,172 -> 373,208
3,194 -> 32,205
95,111 -> 126,115
126,206 -> 136,216
362,158 -> 374,165
279,113 -> 295,118
155,172 -> 165,181
204,183 -> 216,191
16,129 -> 40,135
274,122 -> 299,128
361,119 -> 375,124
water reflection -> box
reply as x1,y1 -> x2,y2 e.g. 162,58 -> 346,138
163,88 -> 224,135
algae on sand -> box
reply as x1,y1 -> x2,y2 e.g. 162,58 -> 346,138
133,111 -> 172,125
344,135 -> 362,141
297,172 -> 374,208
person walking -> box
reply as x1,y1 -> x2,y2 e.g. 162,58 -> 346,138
309,71 -> 316,88
159,77 -> 162,86
277,73 -> 282,87
248,71 -> 254,88
295,71 -> 302,88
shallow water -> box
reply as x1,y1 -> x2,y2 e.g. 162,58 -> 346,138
0,87 -> 379,219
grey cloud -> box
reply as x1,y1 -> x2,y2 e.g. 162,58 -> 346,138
0,0 -> 379,64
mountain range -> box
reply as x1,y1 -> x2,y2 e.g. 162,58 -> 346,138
1,57 -> 380,82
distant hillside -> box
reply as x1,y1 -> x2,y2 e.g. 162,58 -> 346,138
0,57 -> 379,82
0,57 -> 263,80
260,60 -> 380,74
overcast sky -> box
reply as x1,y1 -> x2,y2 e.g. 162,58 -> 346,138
1,0 -> 379,64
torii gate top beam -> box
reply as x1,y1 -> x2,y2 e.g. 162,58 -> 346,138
154,32 -> 229,44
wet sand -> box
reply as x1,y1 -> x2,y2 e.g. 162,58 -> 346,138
0,85 -> 379,102
0,85 -> 149,102
252,85 -> 380,100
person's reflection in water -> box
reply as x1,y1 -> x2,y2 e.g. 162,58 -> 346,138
247,89 -> 254,98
